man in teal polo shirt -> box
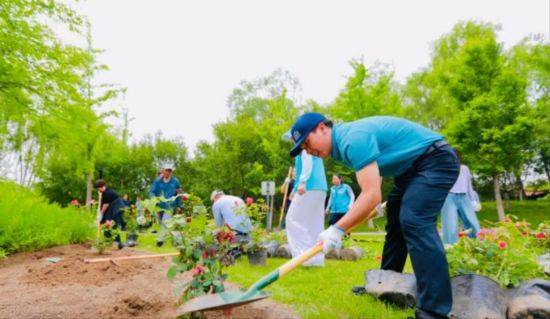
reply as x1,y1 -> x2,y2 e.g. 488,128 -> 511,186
288,113 -> 459,319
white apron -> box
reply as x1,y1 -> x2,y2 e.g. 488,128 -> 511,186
285,190 -> 326,266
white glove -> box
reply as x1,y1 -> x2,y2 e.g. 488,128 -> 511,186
318,225 -> 345,253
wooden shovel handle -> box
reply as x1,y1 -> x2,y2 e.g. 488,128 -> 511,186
278,166 -> 293,227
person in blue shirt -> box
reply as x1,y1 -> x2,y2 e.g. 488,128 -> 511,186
210,190 -> 252,243
288,113 -> 459,319
285,149 -> 328,267
326,174 -> 355,226
148,164 -> 182,246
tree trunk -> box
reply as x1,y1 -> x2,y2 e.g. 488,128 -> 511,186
493,174 -> 505,221
85,172 -> 93,210
515,171 -> 525,201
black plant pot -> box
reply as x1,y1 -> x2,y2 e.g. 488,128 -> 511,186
247,249 -> 268,266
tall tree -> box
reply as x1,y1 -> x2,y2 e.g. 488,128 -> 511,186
427,22 -> 535,220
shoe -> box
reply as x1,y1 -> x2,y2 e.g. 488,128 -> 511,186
117,242 -> 125,250
351,286 -> 367,295
125,240 -> 136,247
156,241 -> 164,247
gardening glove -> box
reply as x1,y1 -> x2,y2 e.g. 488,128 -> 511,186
318,225 -> 345,253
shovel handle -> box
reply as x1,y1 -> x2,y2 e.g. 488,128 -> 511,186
243,203 -> 385,297
84,252 -> 179,263
242,242 -> 323,298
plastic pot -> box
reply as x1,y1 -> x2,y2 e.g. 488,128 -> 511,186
247,248 -> 268,266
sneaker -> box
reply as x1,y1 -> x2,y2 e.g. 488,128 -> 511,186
117,242 -> 125,250
351,286 -> 367,295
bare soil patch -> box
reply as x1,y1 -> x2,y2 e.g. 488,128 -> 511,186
0,244 -> 298,319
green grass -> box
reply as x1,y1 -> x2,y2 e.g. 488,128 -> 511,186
136,231 -> 412,318
0,180 -> 94,256
476,200 -> 549,226
135,199 -> 548,318
351,199 -> 550,232
226,234 -> 413,319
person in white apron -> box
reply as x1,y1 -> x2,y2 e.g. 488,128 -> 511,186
285,149 -> 327,266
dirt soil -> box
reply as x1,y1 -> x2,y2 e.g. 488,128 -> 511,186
0,244 -> 299,319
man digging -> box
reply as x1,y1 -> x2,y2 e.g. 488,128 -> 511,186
288,113 -> 460,319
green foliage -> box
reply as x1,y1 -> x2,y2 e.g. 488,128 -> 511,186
0,180 -> 93,255
93,220 -> 121,254
186,70 -> 301,200
446,216 -> 548,287
164,199 -> 237,304
327,61 -> 403,121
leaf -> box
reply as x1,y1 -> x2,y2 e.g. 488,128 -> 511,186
167,266 -> 178,280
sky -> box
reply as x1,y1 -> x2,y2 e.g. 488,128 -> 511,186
59,0 -> 549,151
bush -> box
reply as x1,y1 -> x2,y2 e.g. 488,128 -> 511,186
0,180 -> 94,256
446,215 -> 549,287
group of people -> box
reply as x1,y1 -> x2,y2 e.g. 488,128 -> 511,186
92,112 -> 484,319
94,163 -> 256,249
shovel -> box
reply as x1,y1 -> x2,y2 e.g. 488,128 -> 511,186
176,241 -> 324,315
176,203 -> 384,315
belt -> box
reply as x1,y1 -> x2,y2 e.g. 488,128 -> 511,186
424,140 -> 448,155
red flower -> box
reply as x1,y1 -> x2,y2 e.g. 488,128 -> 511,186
536,232 -> 546,240
216,230 -> 236,244
498,241 -> 507,250
375,255 -> 382,262
181,194 -> 188,202
504,216 -> 511,223
246,197 -> 254,205
70,199 -> 79,206
192,265 -> 205,276
207,245 -> 217,257
458,232 -> 467,238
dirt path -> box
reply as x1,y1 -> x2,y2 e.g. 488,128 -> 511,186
0,244 -> 298,319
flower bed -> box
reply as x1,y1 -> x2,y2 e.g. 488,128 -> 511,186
446,215 -> 549,287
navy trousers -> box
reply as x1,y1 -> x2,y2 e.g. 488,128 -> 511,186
381,144 -> 459,318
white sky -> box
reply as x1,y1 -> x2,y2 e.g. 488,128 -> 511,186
62,0 -> 549,151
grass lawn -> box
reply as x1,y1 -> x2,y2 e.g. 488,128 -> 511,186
133,199 -> 547,318
476,200 -> 549,226
351,199 -> 550,232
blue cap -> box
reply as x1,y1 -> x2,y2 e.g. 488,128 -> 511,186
289,112 -> 326,157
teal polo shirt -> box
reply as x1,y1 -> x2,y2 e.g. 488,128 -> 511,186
330,116 -> 443,177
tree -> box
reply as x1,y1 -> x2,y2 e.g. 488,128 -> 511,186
327,61 -> 403,121
426,21 -> 535,220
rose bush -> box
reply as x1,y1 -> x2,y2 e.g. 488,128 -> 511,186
446,215 -> 549,287
165,201 -> 238,304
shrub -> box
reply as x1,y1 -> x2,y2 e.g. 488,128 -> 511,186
0,180 -> 94,255
446,215 -> 549,287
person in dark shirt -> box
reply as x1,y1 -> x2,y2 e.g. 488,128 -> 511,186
95,180 -> 126,249
279,168 -> 296,229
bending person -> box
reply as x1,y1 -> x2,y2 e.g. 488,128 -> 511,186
211,190 -> 253,244
288,113 -> 459,319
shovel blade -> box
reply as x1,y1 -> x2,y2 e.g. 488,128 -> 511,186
176,290 -> 271,315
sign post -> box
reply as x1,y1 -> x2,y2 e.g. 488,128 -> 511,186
261,181 -> 276,231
